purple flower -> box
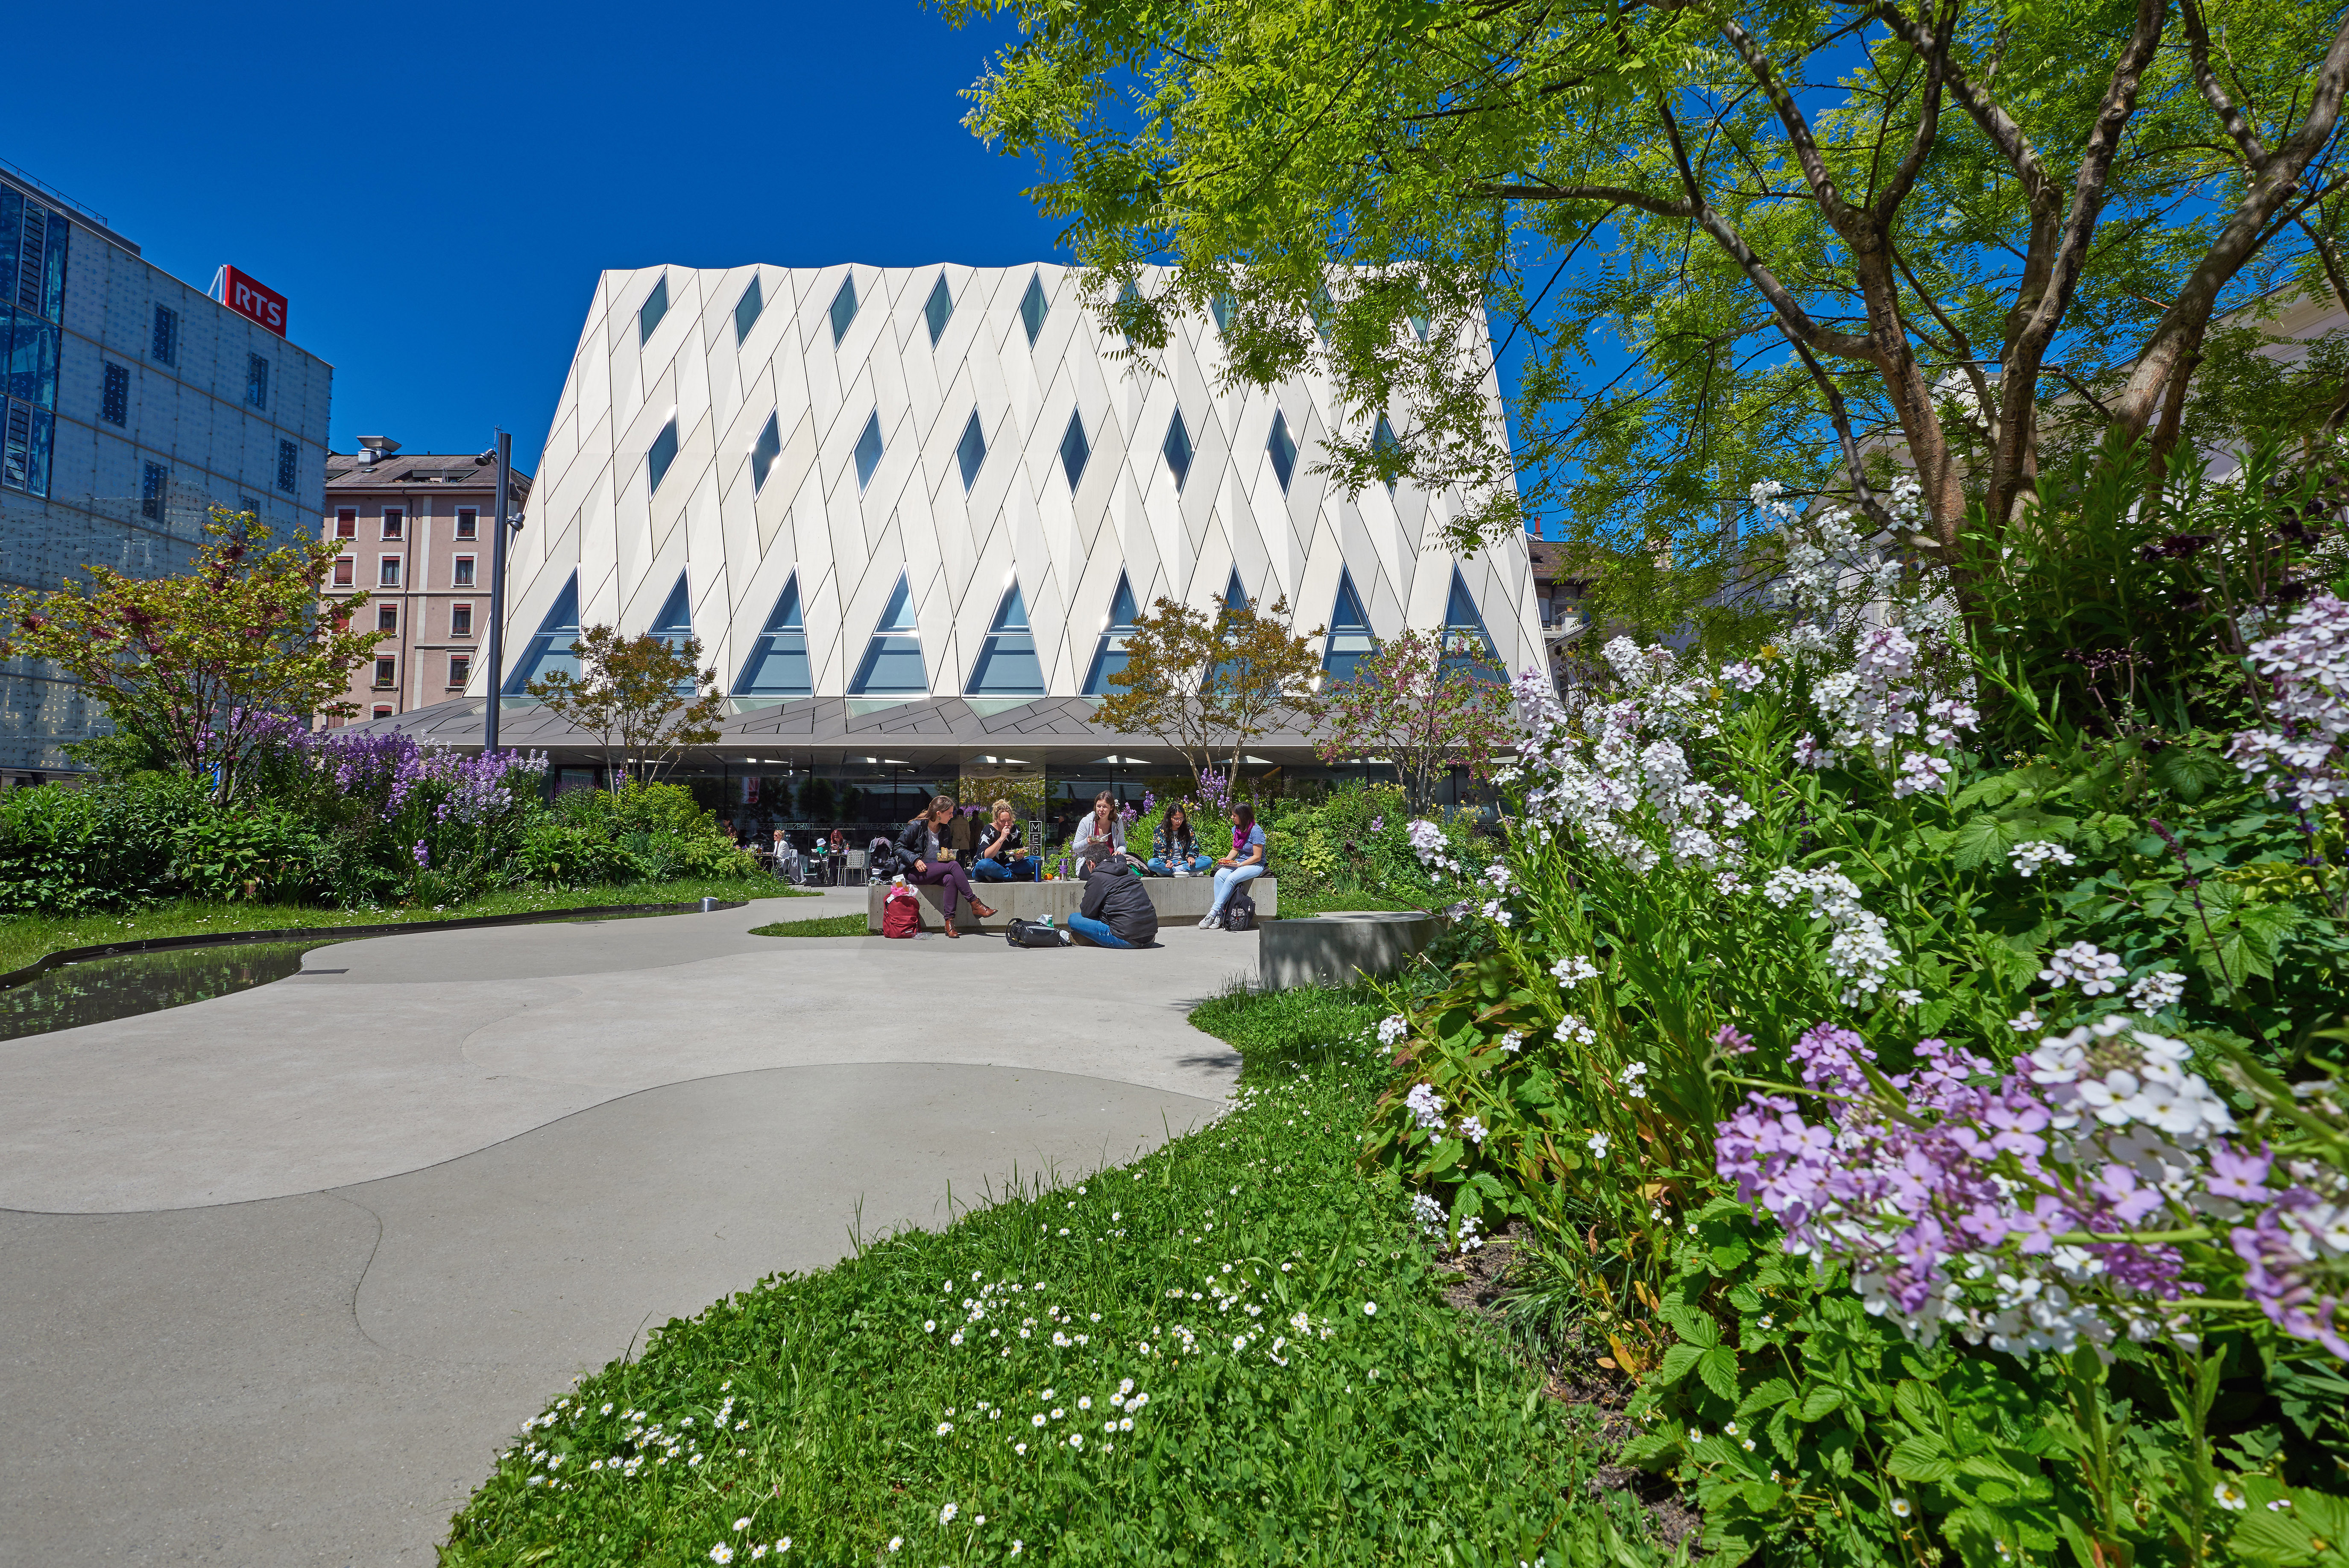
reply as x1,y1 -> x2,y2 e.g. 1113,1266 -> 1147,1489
2208,1143 -> 2276,1202
412,840 -> 431,868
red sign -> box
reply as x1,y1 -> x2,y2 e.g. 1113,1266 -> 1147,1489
222,266 -> 288,336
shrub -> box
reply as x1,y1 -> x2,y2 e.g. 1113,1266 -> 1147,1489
0,773 -> 208,913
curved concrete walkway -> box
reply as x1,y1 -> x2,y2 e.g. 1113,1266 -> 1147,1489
0,892 -> 1255,1566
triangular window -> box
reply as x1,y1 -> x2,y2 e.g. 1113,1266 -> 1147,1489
503,572 -> 580,694
855,410 -> 884,489
1081,572 -> 1140,696
1059,409 -> 1090,489
956,408 -> 987,491
1323,569 -> 1377,683
829,274 -> 858,345
733,575 -> 810,698
1267,409 -> 1296,491
1374,414 -> 1400,494
966,581 -> 1046,696
638,276 -> 668,344
1020,271 -> 1049,346
751,411 -> 782,492
648,572 -> 692,649
925,274 -> 955,346
1210,294 -> 1233,334
734,277 -> 763,344
1408,312 -> 1429,342
848,572 -> 929,695
1221,568 -> 1249,613
1163,410 -> 1193,490
1441,564 -> 1501,680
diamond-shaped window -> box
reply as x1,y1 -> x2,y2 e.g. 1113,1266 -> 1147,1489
1021,272 -> 1049,346
1323,568 -> 1377,683
1441,564 -> 1502,681
855,411 -> 884,489
829,275 -> 858,344
1267,410 -> 1296,491
734,277 -> 763,345
1210,294 -> 1233,334
638,276 -> 668,344
1081,572 -> 1140,696
733,575 -> 810,698
849,572 -> 930,695
751,412 -> 782,493
1163,410 -> 1193,491
967,581 -> 1046,696
1374,414 -> 1400,494
647,419 -> 680,493
925,274 -> 955,346
956,409 -> 987,491
1059,410 -> 1090,490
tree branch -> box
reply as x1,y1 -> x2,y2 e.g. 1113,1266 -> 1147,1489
2180,0 -> 2270,171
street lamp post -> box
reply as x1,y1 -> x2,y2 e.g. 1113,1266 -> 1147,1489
484,429 -> 515,751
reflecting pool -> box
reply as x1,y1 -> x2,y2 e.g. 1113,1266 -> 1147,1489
0,942 -> 325,1042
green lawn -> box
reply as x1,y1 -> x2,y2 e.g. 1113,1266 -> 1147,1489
435,983 -> 1671,1567
747,913 -> 869,938
1268,889 -> 1434,919
0,879 -> 820,976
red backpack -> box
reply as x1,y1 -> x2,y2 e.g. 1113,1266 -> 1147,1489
882,883 -> 921,939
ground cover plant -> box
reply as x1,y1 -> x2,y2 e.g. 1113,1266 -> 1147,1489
0,879 -> 814,976
1358,451 -> 2349,1563
746,913 -> 868,938
438,982 -> 1680,1567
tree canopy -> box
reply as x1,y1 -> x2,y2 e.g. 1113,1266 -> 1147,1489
947,0 -> 2349,636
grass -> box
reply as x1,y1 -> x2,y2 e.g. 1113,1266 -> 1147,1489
436,983 -> 1674,1567
748,913 -> 870,938
1269,888 -> 1435,919
0,878 -> 820,975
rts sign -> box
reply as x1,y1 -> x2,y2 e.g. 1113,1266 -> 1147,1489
221,267 -> 288,336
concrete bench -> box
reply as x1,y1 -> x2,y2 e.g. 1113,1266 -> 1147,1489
1259,910 -> 1447,990
867,873 -> 1277,933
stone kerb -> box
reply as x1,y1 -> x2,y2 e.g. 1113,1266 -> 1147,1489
1259,910 -> 1445,991
866,875 -> 1279,932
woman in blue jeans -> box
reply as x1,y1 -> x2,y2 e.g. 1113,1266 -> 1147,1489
1145,802 -> 1215,876
971,798 -> 1040,881
1200,803 -> 1267,929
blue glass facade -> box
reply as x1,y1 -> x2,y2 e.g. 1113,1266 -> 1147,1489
0,186 -> 67,499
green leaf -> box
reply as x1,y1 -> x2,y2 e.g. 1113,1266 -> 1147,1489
1887,1434 -> 1957,1483
1659,1343 -> 1706,1386
1799,1386 -> 1846,1421
1738,1377 -> 1795,1414
1698,1345 -> 1741,1403
1661,1304 -> 1719,1348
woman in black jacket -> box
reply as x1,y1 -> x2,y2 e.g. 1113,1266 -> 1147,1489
896,795 -> 997,938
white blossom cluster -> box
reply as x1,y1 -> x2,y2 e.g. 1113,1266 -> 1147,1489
1549,954 -> 1599,988
2227,593 -> 2349,809
2127,970 -> 2188,1012
1406,819 -> 1462,876
2039,941 -> 2127,996
1403,1082 -> 1448,1135
2009,840 -> 2078,879
1760,862 -> 1901,1004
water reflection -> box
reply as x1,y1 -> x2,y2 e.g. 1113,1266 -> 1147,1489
0,942 -> 324,1042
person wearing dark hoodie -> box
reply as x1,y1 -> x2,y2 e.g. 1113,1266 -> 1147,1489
1069,843 -> 1158,948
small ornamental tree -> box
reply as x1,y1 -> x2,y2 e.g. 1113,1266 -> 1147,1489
1317,628 -> 1514,812
527,625 -> 725,789
1097,594 -> 1324,790
0,507 -> 384,802
1094,597 -> 1226,790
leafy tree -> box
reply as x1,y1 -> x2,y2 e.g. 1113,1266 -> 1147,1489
0,507 -> 383,802
1317,629 -> 1516,812
1096,594 -> 1324,786
527,625 -> 724,791
947,0 -> 2349,630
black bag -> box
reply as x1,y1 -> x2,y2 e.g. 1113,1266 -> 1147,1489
1006,917 -> 1065,949
1225,893 -> 1256,932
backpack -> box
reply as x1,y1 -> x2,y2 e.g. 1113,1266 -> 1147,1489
882,882 -> 921,939
1005,917 -> 1066,949
1225,892 -> 1257,932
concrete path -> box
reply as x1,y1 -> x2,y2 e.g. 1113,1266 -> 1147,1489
0,891 -> 1257,1566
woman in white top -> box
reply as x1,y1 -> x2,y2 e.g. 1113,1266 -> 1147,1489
1066,790 -> 1126,863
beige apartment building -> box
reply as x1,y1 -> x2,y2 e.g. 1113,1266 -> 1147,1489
321,439 -> 531,724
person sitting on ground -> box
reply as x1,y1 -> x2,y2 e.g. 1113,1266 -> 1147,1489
1067,791 -> 1126,864
972,799 -> 1039,882
894,794 -> 997,938
1200,803 -> 1268,929
1071,843 -> 1158,948
1146,803 -> 1214,877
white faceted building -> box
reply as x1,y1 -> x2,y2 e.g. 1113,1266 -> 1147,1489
481,262 -> 1539,764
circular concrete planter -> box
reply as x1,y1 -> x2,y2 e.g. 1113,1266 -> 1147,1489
1258,909 -> 1445,991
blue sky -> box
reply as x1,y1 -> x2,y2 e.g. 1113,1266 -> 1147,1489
9,2 -> 1060,474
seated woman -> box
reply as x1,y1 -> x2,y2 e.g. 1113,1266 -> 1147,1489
894,795 -> 997,938
1200,803 -> 1268,929
972,799 -> 1040,881
1145,803 -> 1214,877
1070,844 -> 1158,948
1066,791 -> 1126,865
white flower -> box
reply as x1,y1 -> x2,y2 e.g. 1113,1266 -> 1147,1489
1403,1082 -> 1448,1134
2039,941 -> 2127,995
1587,1131 -> 1610,1158
1363,1301 -> 1379,1316
935,1421 -> 953,1436
2009,1008 -> 2043,1033
1549,954 -> 1599,988
2009,840 -> 2078,878
940,1503 -> 958,1525
1377,1014 -> 1410,1046
2214,1481 -> 2248,1512
2128,970 -> 2187,1011
1555,1014 -> 1596,1046
1890,1499 -> 1912,1518
887,1538 -> 902,1553
710,1548 -> 735,1565
735,1518 -> 753,1532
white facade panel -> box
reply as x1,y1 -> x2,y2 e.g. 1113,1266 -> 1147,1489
488,264 -> 1541,709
